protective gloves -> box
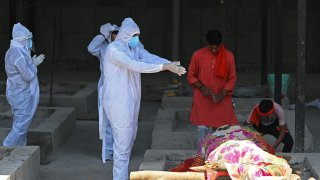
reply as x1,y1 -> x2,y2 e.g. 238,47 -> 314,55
32,54 -> 45,66
100,23 -> 114,39
162,61 -> 186,76
95,35 -> 106,43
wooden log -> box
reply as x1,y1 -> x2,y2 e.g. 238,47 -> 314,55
130,171 -> 205,180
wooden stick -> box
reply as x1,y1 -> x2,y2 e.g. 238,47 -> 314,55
130,171 -> 205,180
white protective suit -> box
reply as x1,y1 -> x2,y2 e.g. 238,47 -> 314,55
87,23 -> 119,163
103,18 -> 171,180
3,23 -> 40,146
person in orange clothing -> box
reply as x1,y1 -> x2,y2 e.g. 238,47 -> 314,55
187,29 -> 238,144
245,99 -> 294,152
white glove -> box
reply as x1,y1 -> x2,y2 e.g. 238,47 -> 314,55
100,23 -> 114,39
32,54 -> 45,66
173,61 -> 180,66
162,61 -> 187,76
94,35 -> 106,44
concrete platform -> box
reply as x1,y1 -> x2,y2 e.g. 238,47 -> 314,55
151,108 -> 197,150
162,94 -> 290,110
0,107 -> 76,164
0,146 -> 40,180
151,108 -> 313,152
139,150 -> 196,171
0,82 -> 97,119
162,84 -> 270,109
141,83 -> 182,101
139,149 -> 319,179
162,96 -> 290,124
161,95 -> 266,110
186,84 -> 270,98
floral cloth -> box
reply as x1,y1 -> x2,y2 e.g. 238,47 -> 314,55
197,125 -> 275,160
207,140 -> 291,179
170,125 -> 275,174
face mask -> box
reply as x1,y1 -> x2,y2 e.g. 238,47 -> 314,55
27,39 -> 33,50
128,36 -> 139,48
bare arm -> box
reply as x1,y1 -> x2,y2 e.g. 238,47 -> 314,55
192,81 -> 213,96
273,124 -> 287,149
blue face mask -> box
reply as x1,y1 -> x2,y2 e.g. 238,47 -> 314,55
128,36 -> 139,48
27,39 -> 33,50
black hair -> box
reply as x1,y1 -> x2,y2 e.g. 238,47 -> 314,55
258,99 -> 274,113
206,29 -> 222,45
112,30 -> 119,35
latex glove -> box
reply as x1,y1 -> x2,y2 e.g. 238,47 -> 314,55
95,35 -> 106,44
32,54 -> 45,66
162,62 -> 186,76
173,61 -> 180,66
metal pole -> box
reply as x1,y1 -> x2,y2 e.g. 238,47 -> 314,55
295,0 -> 306,153
274,0 -> 283,104
171,0 -> 180,82
260,0 -> 267,85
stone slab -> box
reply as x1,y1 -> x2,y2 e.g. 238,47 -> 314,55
0,82 -> 97,119
152,108 -> 313,152
139,150 -> 196,171
161,94 -> 270,109
162,95 -> 289,112
0,146 -> 40,180
161,96 -> 192,109
0,107 -> 76,164
141,82 -> 180,101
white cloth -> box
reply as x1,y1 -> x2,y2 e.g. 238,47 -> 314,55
88,35 -> 109,139
88,23 -> 117,162
103,17 -> 170,180
100,23 -> 115,40
3,23 -> 39,146
11,23 -> 32,42
289,98 -> 320,110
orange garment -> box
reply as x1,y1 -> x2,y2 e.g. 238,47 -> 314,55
214,44 -> 227,79
187,46 -> 238,128
250,104 -> 275,127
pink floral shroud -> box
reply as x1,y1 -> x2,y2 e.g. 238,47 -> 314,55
197,125 -> 275,160
207,140 -> 291,180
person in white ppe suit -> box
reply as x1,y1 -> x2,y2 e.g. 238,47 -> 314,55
3,23 -> 45,146
87,23 -> 119,163
103,17 -> 186,180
